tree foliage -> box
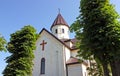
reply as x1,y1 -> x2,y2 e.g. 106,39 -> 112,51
70,0 -> 120,76
3,25 -> 38,76
0,34 -> 6,51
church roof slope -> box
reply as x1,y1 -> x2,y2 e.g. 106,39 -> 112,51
50,13 -> 69,30
66,57 -> 79,65
61,38 -> 78,50
66,57 -> 88,66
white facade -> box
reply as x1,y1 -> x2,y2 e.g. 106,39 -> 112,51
32,28 -> 88,76
67,64 -> 83,76
71,50 -> 78,58
32,13 -> 88,76
32,30 -> 67,76
67,64 -> 88,76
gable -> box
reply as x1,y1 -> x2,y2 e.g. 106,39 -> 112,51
33,28 -> 68,76
39,28 -> 71,50
38,29 -> 63,47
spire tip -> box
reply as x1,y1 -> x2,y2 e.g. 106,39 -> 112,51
58,8 -> 60,14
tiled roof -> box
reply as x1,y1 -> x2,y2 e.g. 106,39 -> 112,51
66,57 -> 88,66
61,38 -> 78,44
50,13 -> 69,30
61,38 -> 78,50
71,38 -> 78,44
66,57 -> 79,64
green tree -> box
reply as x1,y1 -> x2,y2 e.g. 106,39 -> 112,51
0,34 -> 6,51
71,0 -> 120,76
3,25 -> 38,76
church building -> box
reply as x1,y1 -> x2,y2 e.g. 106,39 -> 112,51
32,13 -> 89,76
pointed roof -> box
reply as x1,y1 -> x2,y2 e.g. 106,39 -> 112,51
50,13 -> 69,30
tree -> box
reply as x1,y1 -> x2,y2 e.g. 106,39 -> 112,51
70,0 -> 120,76
3,25 -> 38,76
0,34 -> 6,51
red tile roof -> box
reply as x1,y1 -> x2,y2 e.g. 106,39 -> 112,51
61,38 -> 78,50
66,57 -> 79,65
50,13 -> 69,30
66,57 -> 88,66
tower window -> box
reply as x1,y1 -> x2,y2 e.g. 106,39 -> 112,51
62,29 -> 64,33
41,58 -> 45,74
55,29 -> 58,34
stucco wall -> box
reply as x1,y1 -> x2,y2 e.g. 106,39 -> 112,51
51,25 -> 69,39
71,50 -> 78,58
67,64 -> 83,76
32,30 -> 66,76
64,47 -> 71,62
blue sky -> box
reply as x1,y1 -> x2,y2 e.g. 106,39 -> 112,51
0,0 -> 120,76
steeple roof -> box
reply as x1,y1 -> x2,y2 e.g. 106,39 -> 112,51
50,13 -> 69,30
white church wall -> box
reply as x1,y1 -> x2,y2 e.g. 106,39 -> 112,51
51,25 -> 69,39
32,34 -> 42,76
71,50 -> 79,58
65,41 -> 73,48
81,64 -> 88,76
32,30 -> 67,76
64,47 -> 71,62
67,64 -> 83,76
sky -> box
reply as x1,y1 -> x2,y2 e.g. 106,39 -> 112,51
0,0 -> 120,76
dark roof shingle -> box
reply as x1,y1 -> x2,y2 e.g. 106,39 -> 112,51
50,13 -> 69,30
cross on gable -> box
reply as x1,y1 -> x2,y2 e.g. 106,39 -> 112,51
40,40 -> 47,51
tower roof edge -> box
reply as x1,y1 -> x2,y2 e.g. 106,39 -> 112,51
50,13 -> 69,30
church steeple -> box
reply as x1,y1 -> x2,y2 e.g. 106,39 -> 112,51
51,13 -> 70,39
50,13 -> 69,30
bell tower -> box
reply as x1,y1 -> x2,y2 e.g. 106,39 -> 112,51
50,13 -> 70,39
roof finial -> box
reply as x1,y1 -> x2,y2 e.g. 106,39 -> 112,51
58,8 -> 60,14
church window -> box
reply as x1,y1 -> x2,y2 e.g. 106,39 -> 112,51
62,29 -> 64,33
41,58 -> 45,74
55,29 -> 58,34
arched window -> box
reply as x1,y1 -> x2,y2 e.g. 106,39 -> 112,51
62,29 -> 64,33
55,29 -> 58,34
41,58 -> 45,74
